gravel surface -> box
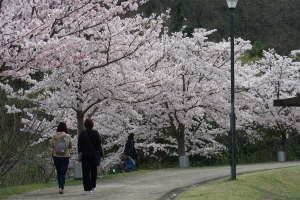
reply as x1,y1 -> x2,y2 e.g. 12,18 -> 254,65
9,161 -> 300,200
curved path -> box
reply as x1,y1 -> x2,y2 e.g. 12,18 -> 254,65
9,161 -> 300,200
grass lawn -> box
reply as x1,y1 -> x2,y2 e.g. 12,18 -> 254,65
177,166 -> 300,200
0,169 -> 150,199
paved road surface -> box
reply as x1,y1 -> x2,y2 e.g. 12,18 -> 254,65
9,161 -> 300,200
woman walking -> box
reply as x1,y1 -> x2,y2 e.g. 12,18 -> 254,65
51,122 -> 73,194
78,118 -> 103,195
123,133 -> 139,173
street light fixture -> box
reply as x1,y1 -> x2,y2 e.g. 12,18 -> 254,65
226,0 -> 238,9
226,0 -> 238,180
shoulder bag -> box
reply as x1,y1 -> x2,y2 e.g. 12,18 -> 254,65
120,152 -> 128,161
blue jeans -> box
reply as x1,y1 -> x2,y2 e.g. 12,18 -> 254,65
124,157 -> 135,172
53,157 -> 69,189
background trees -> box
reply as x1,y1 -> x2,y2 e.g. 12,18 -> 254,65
137,31 -> 252,160
238,50 -> 300,153
0,87 -> 57,186
139,0 -> 300,55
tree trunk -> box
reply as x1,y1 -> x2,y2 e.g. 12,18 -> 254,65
77,111 -> 85,135
177,124 -> 186,156
281,131 -> 287,152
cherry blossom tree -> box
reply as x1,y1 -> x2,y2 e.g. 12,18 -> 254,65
0,8 -> 181,169
135,30 -> 253,160
0,0 -> 172,171
237,49 -> 300,151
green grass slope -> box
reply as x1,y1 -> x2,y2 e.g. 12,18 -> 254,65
177,166 -> 300,200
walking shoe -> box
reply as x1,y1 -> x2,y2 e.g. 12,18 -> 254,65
122,170 -> 126,173
59,188 -> 63,194
85,191 -> 93,195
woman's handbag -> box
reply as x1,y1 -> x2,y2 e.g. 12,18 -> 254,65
84,130 -> 101,166
120,152 -> 128,161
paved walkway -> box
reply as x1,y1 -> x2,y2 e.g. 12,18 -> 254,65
9,161 -> 300,200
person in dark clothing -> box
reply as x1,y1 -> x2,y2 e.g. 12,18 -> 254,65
78,119 -> 103,195
123,133 -> 139,173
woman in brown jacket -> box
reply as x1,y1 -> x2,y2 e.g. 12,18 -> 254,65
51,122 -> 72,194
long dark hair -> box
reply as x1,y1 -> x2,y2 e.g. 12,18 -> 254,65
56,122 -> 68,133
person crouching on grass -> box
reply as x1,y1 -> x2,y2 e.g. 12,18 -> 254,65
123,133 -> 139,173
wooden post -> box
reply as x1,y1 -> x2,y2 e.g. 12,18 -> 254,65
273,93 -> 300,107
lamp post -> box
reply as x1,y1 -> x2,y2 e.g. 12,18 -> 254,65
226,0 -> 238,180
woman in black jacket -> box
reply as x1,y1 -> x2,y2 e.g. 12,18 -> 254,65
78,119 -> 103,195
123,133 -> 138,173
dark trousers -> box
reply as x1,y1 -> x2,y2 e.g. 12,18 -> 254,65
53,157 -> 69,189
81,155 -> 97,191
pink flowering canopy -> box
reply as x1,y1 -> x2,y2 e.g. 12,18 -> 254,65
0,0 -> 144,77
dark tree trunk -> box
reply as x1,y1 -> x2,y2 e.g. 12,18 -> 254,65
177,124 -> 186,156
77,111 -> 84,135
281,131 -> 287,152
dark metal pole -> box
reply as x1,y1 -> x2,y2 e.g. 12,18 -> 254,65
230,8 -> 236,180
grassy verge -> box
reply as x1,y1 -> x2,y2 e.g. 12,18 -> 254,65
0,169 -> 151,199
177,166 -> 300,200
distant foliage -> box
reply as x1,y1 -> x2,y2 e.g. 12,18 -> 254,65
139,0 -> 300,55
247,41 -> 266,58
